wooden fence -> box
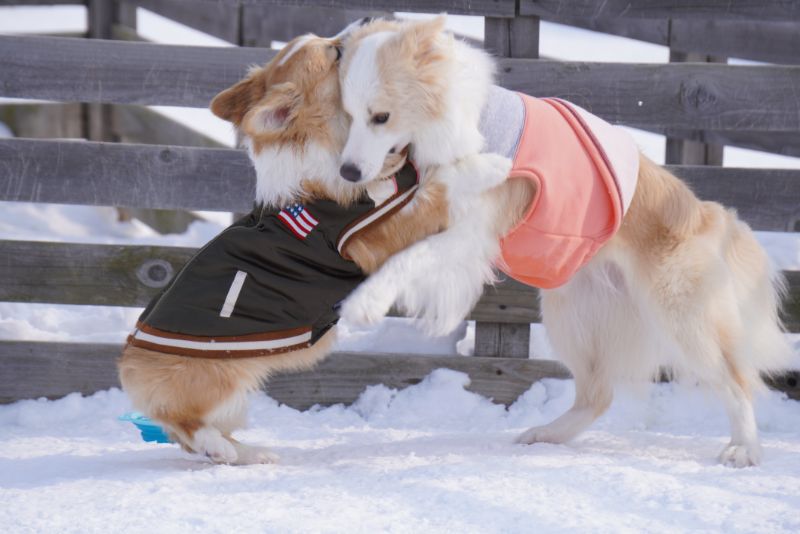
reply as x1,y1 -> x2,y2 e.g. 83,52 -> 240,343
0,0 -> 799,404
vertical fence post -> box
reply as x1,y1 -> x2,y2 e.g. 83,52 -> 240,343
86,0 -> 115,142
665,21 -> 725,166
476,5 -> 539,359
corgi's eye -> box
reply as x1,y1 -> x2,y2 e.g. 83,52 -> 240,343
371,112 -> 390,125
335,46 -> 342,61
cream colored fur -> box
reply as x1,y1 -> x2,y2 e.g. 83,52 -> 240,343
337,17 -> 792,467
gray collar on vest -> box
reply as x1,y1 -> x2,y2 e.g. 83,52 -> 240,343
479,85 -> 525,159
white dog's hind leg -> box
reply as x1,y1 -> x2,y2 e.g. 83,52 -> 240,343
717,383 -> 762,467
517,360 -> 613,445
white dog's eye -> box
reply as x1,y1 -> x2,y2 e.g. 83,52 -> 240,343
371,112 -> 390,125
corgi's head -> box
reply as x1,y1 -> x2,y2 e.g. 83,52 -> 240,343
337,16 -> 452,184
211,20 -> 404,206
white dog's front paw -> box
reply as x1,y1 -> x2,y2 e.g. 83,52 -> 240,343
478,153 -> 513,189
515,425 -> 568,445
718,442 -> 762,468
339,280 -> 396,327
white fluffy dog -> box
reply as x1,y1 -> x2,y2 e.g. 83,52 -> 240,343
336,17 -> 792,467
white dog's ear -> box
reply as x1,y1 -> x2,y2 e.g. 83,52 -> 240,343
242,82 -> 301,135
398,15 -> 446,66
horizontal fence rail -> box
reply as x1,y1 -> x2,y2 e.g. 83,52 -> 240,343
2,139 -> 799,231
0,240 -> 541,324
194,0 -> 516,17
534,16 -> 800,65
0,239 -> 798,331
1,342 -> 797,405
520,0 -> 800,21
3,36 -> 800,131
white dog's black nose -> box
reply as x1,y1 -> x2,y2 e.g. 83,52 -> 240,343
340,163 -> 362,182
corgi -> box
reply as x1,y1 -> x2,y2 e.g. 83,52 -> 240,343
335,17 -> 792,467
117,28 -> 449,465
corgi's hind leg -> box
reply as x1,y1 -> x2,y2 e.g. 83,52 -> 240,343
209,391 -> 280,465
517,357 -> 613,444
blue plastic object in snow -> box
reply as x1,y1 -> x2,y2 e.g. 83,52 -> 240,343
119,412 -> 171,443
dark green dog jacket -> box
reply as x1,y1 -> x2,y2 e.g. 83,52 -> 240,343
128,163 -> 419,358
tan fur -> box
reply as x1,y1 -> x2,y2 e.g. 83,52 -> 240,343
119,33 -> 450,464
346,180 -> 449,274
211,36 -> 344,154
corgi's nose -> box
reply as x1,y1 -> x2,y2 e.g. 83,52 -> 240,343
340,163 -> 362,183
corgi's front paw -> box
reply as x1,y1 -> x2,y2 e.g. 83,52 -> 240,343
339,279 -> 396,327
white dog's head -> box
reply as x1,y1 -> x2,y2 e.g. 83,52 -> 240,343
338,17 -> 450,184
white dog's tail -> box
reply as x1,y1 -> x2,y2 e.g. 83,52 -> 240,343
730,219 -> 795,379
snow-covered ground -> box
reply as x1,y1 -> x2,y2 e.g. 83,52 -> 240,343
1,6 -> 800,533
1,376 -> 799,533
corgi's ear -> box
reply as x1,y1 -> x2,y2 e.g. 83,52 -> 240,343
242,82 -> 301,135
210,71 -> 265,125
399,15 -> 446,65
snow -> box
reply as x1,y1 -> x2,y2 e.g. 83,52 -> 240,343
1,374 -> 799,533
1,6 -> 800,532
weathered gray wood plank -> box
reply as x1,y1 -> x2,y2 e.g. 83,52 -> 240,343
531,16 -> 798,65
241,4 -> 389,47
3,139 -> 799,231
3,35 -> 800,132
667,165 -> 800,233
670,20 -> 800,65
0,139 -> 254,212
0,341 -> 568,405
1,238 -> 798,330
474,322 -> 532,359
265,352 -> 570,409
0,0 -> 81,4
520,0 -> 800,21
496,60 -> 800,132
659,129 -> 800,159
2,342 -> 798,406
196,0 -> 515,17
0,35 -> 276,108
0,240 -> 541,323
121,0 -> 242,43
0,103 -> 83,139
113,106 -> 227,148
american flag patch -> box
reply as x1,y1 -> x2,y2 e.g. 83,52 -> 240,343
278,203 -> 319,239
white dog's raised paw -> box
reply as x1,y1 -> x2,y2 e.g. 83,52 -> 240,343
338,279 -> 396,327
718,442 -> 762,468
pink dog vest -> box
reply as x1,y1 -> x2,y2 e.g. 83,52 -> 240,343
485,92 -> 639,289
